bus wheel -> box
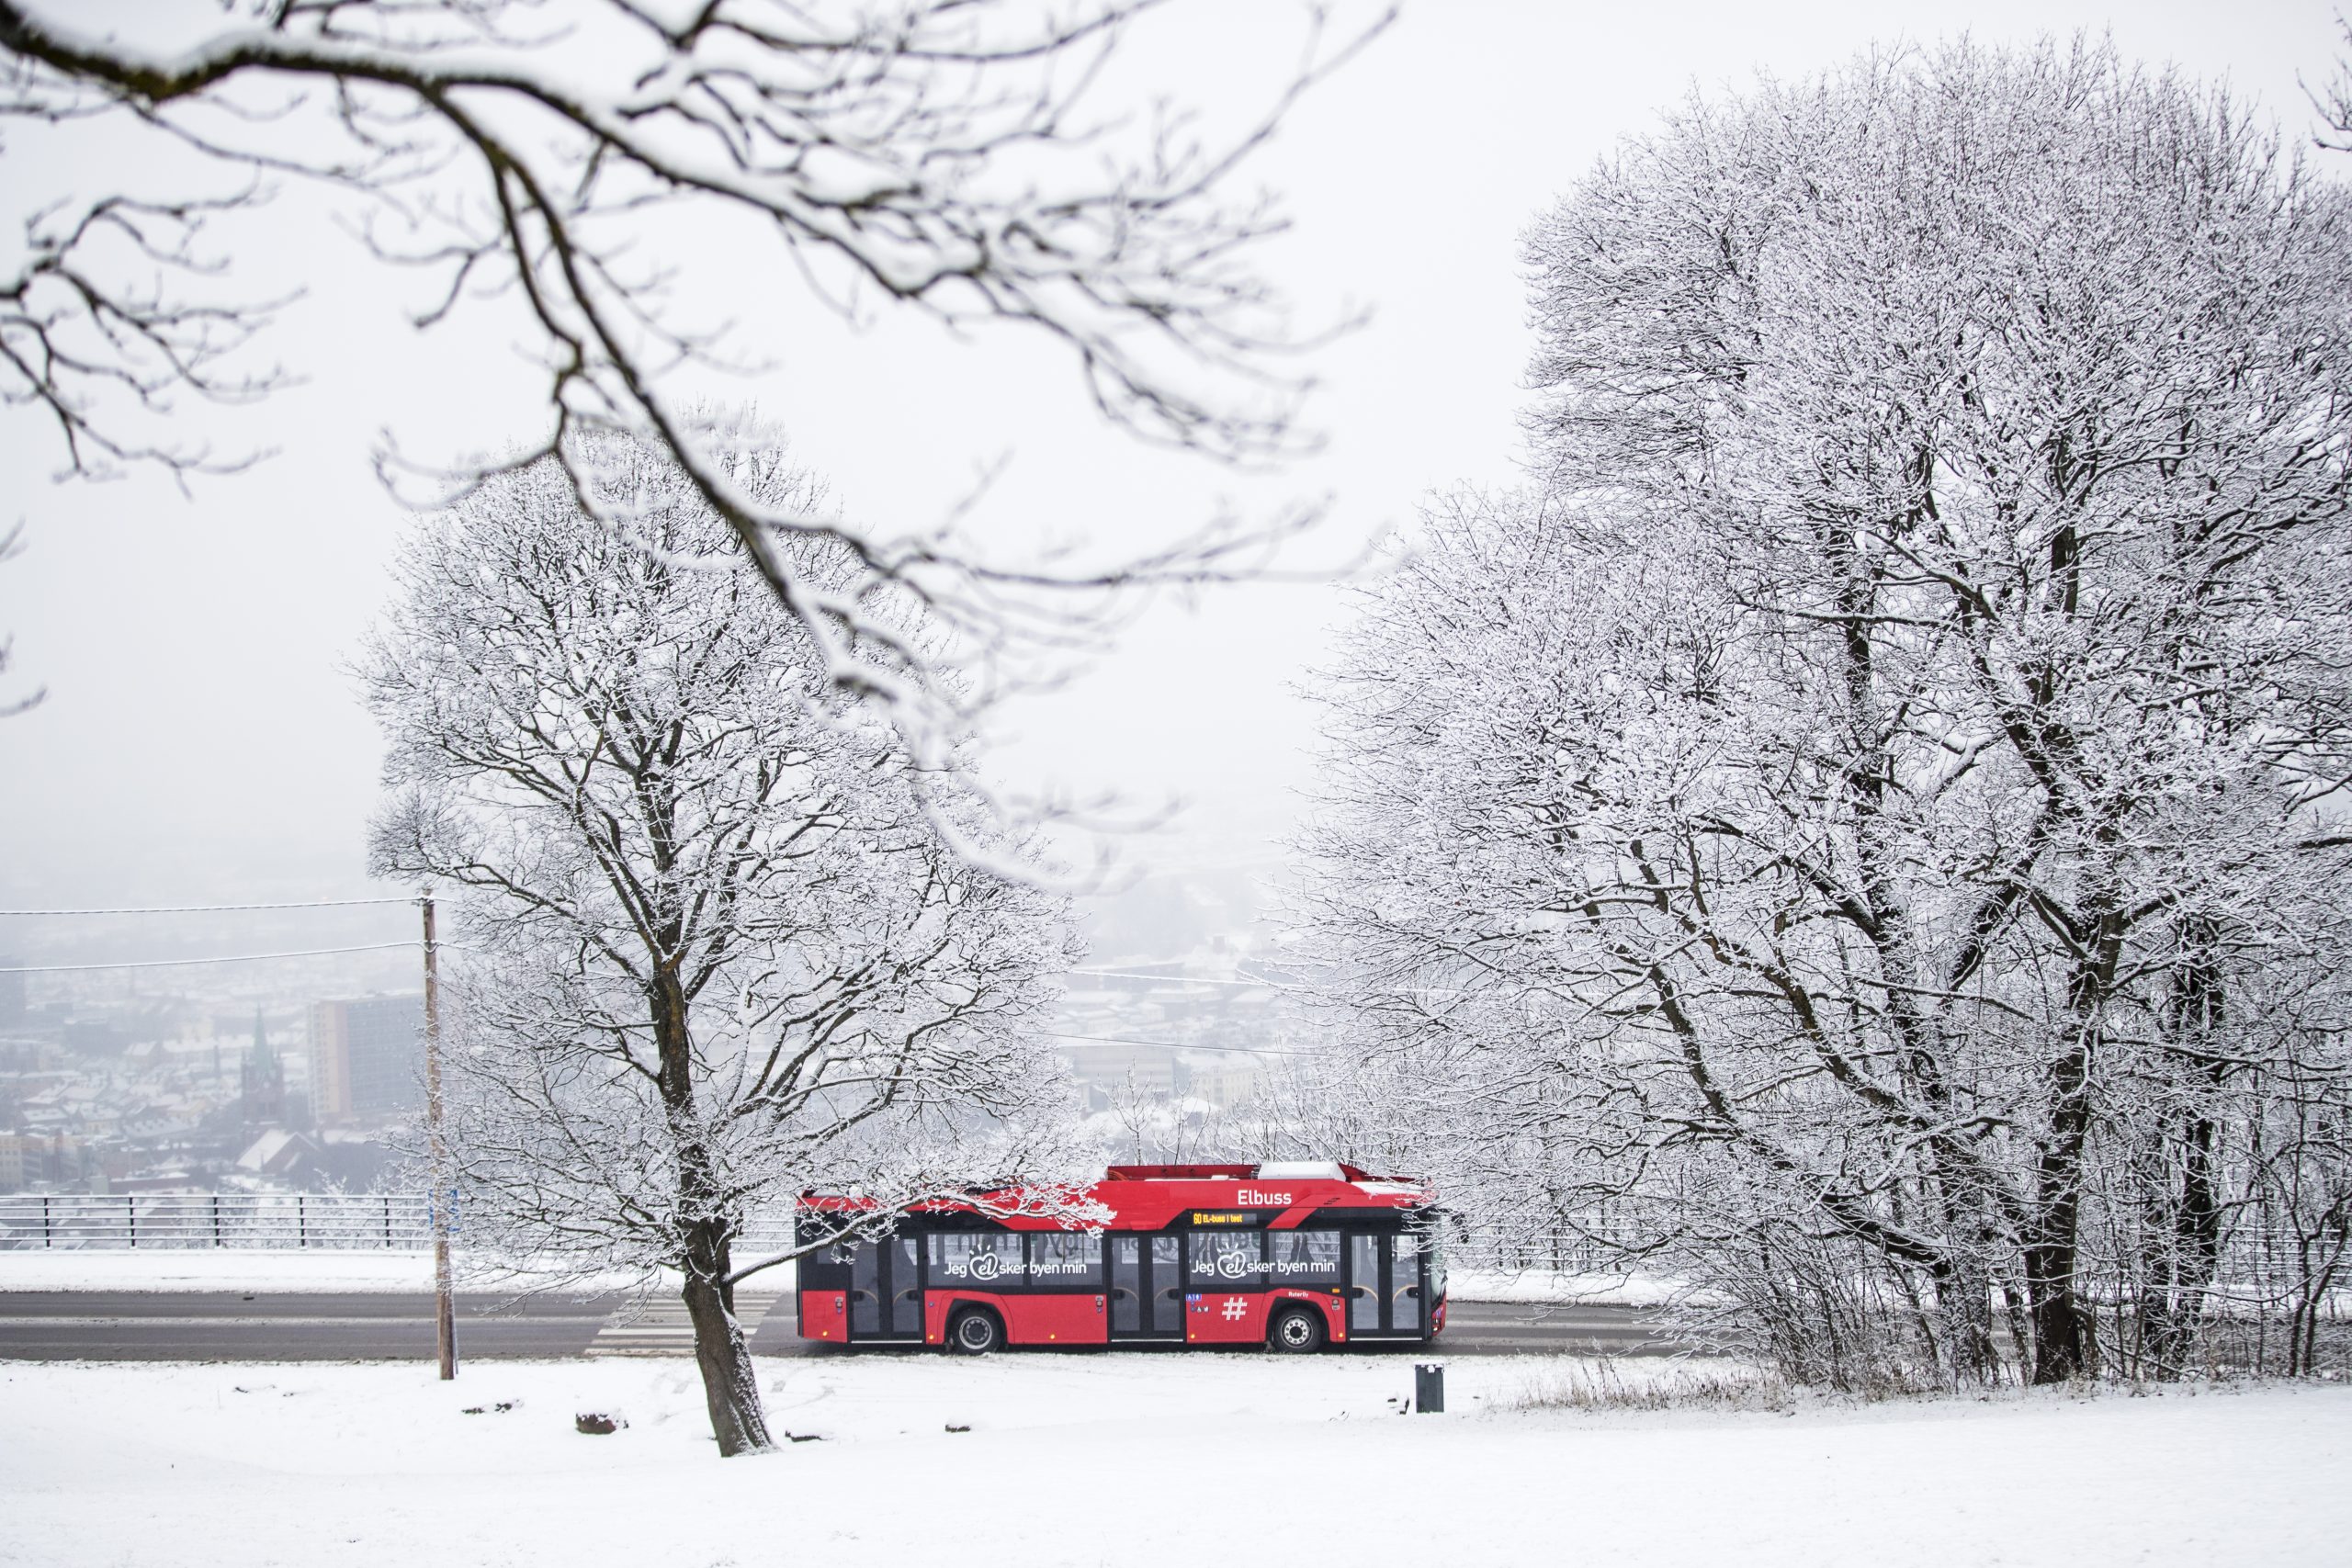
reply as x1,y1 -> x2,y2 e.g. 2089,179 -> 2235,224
1268,1305 -> 1325,1354
947,1307 -> 1003,1356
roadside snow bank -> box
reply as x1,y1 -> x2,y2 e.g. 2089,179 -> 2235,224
3,1355 -> 2345,1567
1448,1267 -> 1692,1305
0,1249 -> 441,1292
0,1250 -> 798,1295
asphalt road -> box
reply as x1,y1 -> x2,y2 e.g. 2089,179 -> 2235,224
0,1291 -> 1690,1361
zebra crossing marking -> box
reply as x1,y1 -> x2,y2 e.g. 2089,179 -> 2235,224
588,1291 -> 787,1357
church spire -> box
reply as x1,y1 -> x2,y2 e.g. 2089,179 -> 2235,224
243,1007 -> 284,1125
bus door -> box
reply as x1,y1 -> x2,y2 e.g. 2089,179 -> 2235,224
847,1235 -> 924,1343
1108,1235 -> 1183,1341
1345,1232 -> 1428,1339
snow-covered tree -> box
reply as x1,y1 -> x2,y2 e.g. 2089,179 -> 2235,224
2,0 -> 1385,752
1295,41 -> 2352,1387
361,418 -> 1085,1455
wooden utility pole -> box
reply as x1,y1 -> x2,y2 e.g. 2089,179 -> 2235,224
422,893 -> 457,1380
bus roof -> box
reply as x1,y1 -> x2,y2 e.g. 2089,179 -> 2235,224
797,1162 -> 1434,1231
1102,1161 -> 1374,1182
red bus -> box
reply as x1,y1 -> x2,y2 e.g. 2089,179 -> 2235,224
794,1161 -> 1447,1354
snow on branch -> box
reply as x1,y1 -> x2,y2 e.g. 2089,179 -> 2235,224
0,0 -> 1388,755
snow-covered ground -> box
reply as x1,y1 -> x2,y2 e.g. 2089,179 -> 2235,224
5,1353 -> 2345,1566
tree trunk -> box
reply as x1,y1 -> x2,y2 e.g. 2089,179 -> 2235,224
1935,1256 -> 2000,1385
2139,1108 -> 2224,1380
682,1215 -> 773,1457
650,954 -> 775,1457
2030,896 -> 2120,1385
2140,936 -> 2230,1380
2001,1272 -> 2036,1383
2027,1025 -> 2095,1382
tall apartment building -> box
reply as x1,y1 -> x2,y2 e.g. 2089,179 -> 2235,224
309,994 -> 425,1124
1057,1040 -> 1183,1100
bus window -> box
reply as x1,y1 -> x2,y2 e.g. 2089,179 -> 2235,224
1028,1232 -> 1102,1289
1267,1230 -> 1340,1285
1349,1234 -> 1379,1331
1110,1237 -> 1141,1331
890,1237 -> 922,1335
849,1242 -> 881,1334
930,1232 -> 1023,1288
1189,1230 -> 1265,1290
1390,1234 -> 1422,1331
1150,1237 -> 1182,1332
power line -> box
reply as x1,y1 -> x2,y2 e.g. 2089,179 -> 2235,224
1069,966 -> 1295,990
0,942 -> 418,974
1074,963 -> 1480,1003
0,897 -> 417,916
1044,1028 -> 1314,1059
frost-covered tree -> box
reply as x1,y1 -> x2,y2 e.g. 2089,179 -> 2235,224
362,419 -> 1084,1455
1295,41 -> 2352,1388
1,0 -> 1384,751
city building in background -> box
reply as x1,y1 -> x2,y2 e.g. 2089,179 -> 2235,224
309,994 -> 425,1125
0,932 -> 416,1194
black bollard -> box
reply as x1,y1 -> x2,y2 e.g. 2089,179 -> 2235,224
1414,1362 -> 1444,1415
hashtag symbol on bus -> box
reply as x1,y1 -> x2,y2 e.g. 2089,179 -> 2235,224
1222,1298 -> 1246,1321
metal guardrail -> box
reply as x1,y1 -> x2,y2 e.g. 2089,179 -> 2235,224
0,1192 -> 432,1250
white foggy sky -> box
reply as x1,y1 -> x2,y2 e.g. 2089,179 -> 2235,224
0,0 -> 2339,908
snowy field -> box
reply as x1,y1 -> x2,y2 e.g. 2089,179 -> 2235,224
4,1352 -> 2346,1567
